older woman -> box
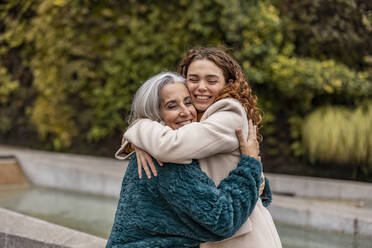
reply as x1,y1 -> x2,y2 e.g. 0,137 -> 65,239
107,72 -> 264,248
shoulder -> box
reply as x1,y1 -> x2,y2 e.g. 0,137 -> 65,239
200,98 -> 249,138
201,98 -> 246,120
158,161 -> 204,180
159,160 -> 200,176
158,161 -> 215,187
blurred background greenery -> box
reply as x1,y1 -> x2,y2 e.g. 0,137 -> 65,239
0,0 -> 371,181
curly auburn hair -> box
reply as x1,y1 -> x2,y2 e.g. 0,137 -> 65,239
177,47 -> 263,141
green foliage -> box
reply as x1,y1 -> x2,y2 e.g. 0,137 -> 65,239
0,0 -> 224,148
270,56 -> 371,111
89,0 -> 222,140
0,66 -> 19,104
217,0 -> 371,159
0,66 -> 19,132
0,0 -> 371,171
275,0 -> 372,70
219,0 -> 293,84
302,103 -> 372,175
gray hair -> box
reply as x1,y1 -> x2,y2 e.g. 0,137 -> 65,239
128,72 -> 186,124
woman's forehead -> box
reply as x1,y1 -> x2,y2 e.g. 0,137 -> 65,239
187,59 -> 223,76
160,83 -> 190,100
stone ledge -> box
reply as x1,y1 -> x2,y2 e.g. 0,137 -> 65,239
269,195 -> 372,237
0,157 -> 29,186
0,207 -> 106,248
266,173 -> 372,200
0,145 -> 127,197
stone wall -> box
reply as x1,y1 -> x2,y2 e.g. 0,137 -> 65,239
0,208 -> 106,248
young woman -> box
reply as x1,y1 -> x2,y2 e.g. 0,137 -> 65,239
121,48 -> 282,247
107,72 -> 265,248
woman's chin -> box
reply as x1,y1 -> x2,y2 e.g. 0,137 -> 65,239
194,102 -> 211,112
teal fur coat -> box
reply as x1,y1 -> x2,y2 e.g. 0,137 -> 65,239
106,155 -> 271,248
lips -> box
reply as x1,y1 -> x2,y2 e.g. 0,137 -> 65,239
196,95 -> 210,99
176,120 -> 193,126
194,95 -> 211,102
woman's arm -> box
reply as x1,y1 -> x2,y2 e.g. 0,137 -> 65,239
157,124 -> 261,240
157,155 -> 262,240
123,99 -> 247,163
260,177 -> 272,207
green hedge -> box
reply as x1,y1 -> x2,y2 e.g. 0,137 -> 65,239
0,0 -> 371,169
275,0 -> 372,71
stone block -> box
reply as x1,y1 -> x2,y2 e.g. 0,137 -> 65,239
0,232 -> 6,248
0,158 -> 28,186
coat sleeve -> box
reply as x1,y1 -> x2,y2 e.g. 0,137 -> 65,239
157,155 -> 262,240
260,177 -> 272,207
123,99 -> 247,163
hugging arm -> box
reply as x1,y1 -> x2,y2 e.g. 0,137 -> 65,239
260,177 -> 272,207
157,155 -> 262,240
123,99 -> 246,164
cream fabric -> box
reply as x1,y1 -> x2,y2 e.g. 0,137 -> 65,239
123,98 -> 282,248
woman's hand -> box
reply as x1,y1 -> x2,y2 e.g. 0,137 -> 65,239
236,120 -> 265,195
259,172 -> 265,196
235,120 -> 259,159
255,156 -> 265,196
134,145 -> 163,179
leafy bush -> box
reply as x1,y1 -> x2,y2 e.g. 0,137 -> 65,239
275,0 -> 372,70
0,0 -> 223,148
302,103 -> 372,175
0,0 -> 370,165
219,0 -> 372,158
0,66 -> 19,132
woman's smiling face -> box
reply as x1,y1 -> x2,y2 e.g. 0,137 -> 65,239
159,82 -> 197,130
186,59 -> 226,112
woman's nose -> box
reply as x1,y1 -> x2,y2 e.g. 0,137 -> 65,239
197,80 -> 207,91
180,105 -> 191,116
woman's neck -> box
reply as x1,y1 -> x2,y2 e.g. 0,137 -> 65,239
197,112 -> 205,122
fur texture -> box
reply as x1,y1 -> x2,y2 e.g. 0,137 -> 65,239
106,155 -> 264,248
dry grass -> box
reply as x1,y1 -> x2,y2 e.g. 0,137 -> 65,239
302,103 -> 372,171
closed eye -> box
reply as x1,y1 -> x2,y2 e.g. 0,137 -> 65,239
184,96 -> 193,104
206,75 -> 219,83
